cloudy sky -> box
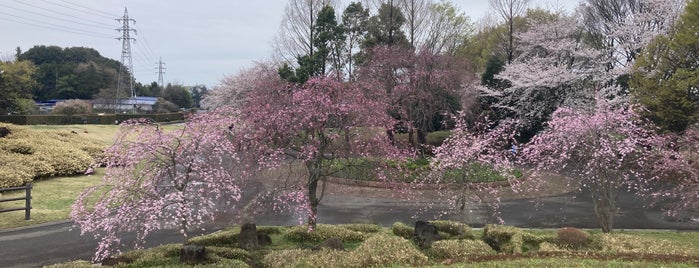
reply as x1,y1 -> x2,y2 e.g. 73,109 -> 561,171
0,0 -> 578,88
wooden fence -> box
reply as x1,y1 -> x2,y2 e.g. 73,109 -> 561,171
0,184 -> 32,220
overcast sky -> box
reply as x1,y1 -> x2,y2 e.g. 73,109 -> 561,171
0,0 -> 578,88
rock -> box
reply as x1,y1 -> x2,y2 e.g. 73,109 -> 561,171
257,233 -> 272,246
317,237 -> 344,251
238,222 -> 259,251
414,220 -> 440,248
0,127 -> 10,138
180,244 -> 206,264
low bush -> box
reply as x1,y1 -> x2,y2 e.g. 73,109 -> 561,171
392,222 -> 414,240
257,225 -> 285,235
482,224 -> 544,254
595,233 -> 694,256
119,244 -> 181,267
556,227 -> 590,249
336,223 -> 383,233
188,230 -> 238,247
353,234 -> 429,267
430,220 -> 474,239
429,239 -> 496,259
0,123 -> 104,188
262,249 -> 349,268
43,260 -> 95,268
284,224 -> 367,243
207,246 -> 250,261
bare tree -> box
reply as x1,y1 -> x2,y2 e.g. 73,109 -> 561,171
421,1 -> 473,55
488,0 -> 531,63
581,0 -> 685,69
274,0 -> 340,65
396,0 -> 431,48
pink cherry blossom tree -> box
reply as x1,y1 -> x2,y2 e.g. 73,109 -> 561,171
427,113 -> 521,223
71,110 -> 246,262
521,96 -> 662,233
237,73 -> 405,228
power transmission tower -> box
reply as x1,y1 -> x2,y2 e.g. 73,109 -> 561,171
116,7 -> 136,113
156,57 -> 166,88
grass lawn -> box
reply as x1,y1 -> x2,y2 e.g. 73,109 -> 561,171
24,124 -> 121,146
0,168 -> 104,229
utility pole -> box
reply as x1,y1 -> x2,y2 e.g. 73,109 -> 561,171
156,57 -> 166,89
116,7 -> 136,113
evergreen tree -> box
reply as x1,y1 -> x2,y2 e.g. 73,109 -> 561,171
632,0 -> 699,133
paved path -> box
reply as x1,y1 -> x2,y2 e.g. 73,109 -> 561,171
0,187 -> 697,267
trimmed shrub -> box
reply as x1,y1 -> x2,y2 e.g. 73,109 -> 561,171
337,223 -> 383,233
482,224 -> 543,254
284,224 -> 367,243
263,235 -> 428,267
0,123 -> 104,188
188,230 -> 238,247
119,243 -> 181,267
42,260 -> 95,268
556,227 -> 590,249
392,222 -> 414,240
429,239 -> 496,259
538,242 -> 566,252
595,233 -> 693,256
0,155 -> 33,188
262,249 -> 350,268
353,234 -> 429,267
207,246 -> 250,261
1,139 -> 34,154
429,220 -> 474,239
257,225 -> 285,235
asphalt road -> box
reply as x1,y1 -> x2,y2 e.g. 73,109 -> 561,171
0,188 -> 697,268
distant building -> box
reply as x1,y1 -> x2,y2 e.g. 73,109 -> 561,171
92,97 -> 159,113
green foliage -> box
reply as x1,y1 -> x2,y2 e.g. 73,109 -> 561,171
0,60 -> 38,113
18,45 -> 123,100
363,3 -> 410,49
429,220 -> 473,239
631,0 -> 699,132
441,162 -> 521,185
51,99 -> 93,115
284,224 -> 368,243
161,84 -> 193,109
556,227 -> 590,250
429,239 -> 495,259
391,222 -> 414,240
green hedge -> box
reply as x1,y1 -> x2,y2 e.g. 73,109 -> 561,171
0,113 -> 184,125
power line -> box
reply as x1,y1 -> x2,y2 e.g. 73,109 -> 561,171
36,0 -> 117,20
0,11 -> 113,38
58,0 -> 118,18
2,2 -> 114,30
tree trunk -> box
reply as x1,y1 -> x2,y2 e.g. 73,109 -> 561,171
305,160 -> 322,229
591,189 -> 615,233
